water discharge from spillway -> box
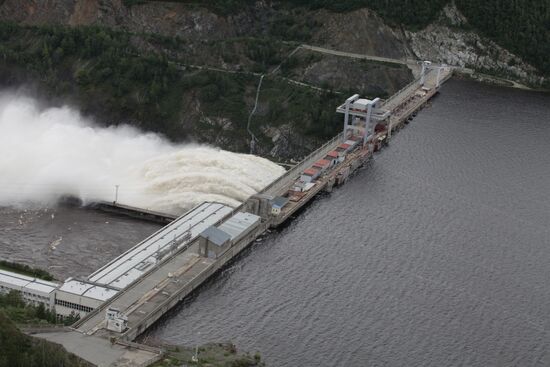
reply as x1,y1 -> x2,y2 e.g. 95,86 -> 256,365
0,93 -> 285,215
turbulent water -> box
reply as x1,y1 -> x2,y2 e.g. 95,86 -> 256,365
1,79 -> 549,366
0,205 -> 162,279
0,93 -> 284,215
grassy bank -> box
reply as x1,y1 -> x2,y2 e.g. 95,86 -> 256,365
0,260 -> 56,281
151,343 -> 264,367
0,290 -> 79,326
0,290 -> 262,366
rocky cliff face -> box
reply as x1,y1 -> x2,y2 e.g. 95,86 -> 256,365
405,4 -> 545,86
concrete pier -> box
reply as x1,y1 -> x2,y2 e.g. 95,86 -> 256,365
90,201 -> 178,224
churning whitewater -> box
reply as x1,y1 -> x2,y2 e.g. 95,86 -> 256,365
0,93 -> 285,214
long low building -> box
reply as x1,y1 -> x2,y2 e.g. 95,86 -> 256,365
0,269 -> 58,310
1,202 -> 239,321
87,202 -> 233,290
54,278 -> 119,318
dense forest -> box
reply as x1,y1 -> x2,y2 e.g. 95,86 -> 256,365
456,0 -> 549,76
308,0 -> 550,76
0,292 -> 89,367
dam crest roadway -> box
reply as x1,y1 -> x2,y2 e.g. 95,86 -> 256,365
30,62 -> 453,367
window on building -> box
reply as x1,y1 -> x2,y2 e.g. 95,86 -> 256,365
55,299 -> 94,313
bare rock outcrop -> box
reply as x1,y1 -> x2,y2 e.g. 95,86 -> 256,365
405,3 -> 545,86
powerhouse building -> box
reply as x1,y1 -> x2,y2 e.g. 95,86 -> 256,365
0,202 -> 251,319
0,269 -> 58,309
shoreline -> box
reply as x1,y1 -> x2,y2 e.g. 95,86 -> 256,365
453,69 -> 549,92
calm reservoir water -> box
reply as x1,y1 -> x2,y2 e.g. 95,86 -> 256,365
2,79 -> 550,366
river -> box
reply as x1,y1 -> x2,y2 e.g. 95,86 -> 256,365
2,79 -> 550,366
0,205 -> 161,279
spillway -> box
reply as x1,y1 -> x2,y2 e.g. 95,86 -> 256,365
0,93 -> 285,215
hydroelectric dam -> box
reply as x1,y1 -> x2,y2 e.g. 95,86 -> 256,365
25,63 -> 453,366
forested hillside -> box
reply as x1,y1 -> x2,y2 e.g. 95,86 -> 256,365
456,0 -> 549,76
162,0 -> 549,76
0,0 -> 546,158
0,18 -> 409,157
0,292 -> 90,367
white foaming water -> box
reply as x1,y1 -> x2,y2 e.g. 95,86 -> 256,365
0,93 -> 285,214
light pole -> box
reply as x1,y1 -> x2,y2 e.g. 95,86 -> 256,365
114,185 -> 119,205
192,331 -> 201,363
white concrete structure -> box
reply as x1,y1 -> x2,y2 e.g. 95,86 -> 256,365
88,202 -> 233,290
336,95 -> 390,146
0,269 -> 58,309
105,307 -> 128,333
55,278 -> 118,318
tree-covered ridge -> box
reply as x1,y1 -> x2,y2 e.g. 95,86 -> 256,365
148,0 -> 549,76
294,0 -> 550,76
0,22 -> 182,134
0,22 -> 356,155
456,0 -> 549,77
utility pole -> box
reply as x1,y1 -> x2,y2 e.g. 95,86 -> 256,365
114,185 -> 119,205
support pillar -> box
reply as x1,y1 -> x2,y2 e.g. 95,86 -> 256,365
436,67 -> 442,88
343,94 -> 359,142
363,103 -> 373,146
343,102 -> 350,141
420,61 -> 431,86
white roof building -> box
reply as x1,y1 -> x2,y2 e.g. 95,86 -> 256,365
87,202 -> 233,290
54,278 -> 119,318
218,212 -> 261,242
0,269 -> 58,309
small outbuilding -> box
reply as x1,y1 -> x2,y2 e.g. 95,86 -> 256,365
313,159 -> 331,173
324,151 -> 340,165
198,226 -> 232,259
271,196 -> 289,216
301,168 -> 320,183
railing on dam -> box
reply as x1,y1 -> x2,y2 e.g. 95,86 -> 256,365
261,67 -> 455,198
261,132 -> 344,196
381,75 -> 423,112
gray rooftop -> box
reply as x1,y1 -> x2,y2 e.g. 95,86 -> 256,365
0,269 -> 59,294
218,212 -> 261,240
200,226 -> 231,247
87,202 -> 233,289
271,196 -> 289,208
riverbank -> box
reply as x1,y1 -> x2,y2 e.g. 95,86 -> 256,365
453,69 -> 548,92
147,342 -> 264,367
0,259 -> 56,281
0,259 -> 266,366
